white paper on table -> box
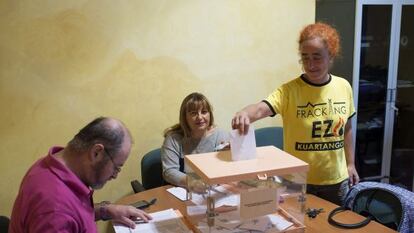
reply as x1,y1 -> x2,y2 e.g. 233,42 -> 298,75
214,209 -> 242,230
189,192 -> 205,205
113,208 -> 191,233
166,186 -> 187,201
267,214 -> 294,231
229,126 -> 256,161
190,187 -> 239,207
188,195 -> 239,216
187,205 -> 207,215
197,221 -> 234,233
215,194 -> 239,207
167,186 -> 236,205
239,216 -> 271,232
196,211 -> 292,233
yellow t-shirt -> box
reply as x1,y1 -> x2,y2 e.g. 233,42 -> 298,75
265,75 -> 355,185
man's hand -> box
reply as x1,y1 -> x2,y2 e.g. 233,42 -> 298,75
107,204 -> 152,229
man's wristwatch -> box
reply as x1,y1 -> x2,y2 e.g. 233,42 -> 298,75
98,201 -> 112,221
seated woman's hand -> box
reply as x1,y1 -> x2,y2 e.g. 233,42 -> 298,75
188,179 -> 208,194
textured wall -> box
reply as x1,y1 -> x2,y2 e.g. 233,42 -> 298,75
0,0 -> 314,232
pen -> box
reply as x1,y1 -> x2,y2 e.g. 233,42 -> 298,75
134,219 -> 147,224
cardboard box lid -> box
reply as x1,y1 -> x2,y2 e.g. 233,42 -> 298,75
185,146 -> 309,185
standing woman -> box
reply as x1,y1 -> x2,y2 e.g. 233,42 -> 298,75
231,22 -> 359,205
162,92 -> 228,187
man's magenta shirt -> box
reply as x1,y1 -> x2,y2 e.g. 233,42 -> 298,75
9,146 -> 97,233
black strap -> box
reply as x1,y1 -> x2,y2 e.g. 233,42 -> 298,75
179,157 -> 184,173
328,206 -> 372,229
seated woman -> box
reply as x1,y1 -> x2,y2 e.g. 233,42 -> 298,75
161,92 -> 228,187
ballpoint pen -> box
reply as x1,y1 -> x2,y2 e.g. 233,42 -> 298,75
134,219 -> 147,224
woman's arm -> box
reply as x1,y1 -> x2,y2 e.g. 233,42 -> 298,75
344,120 -> 359,186
231,102 -> 273,135
161,135 -> 186,187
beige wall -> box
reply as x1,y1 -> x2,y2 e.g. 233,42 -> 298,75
0,0 -> 314,232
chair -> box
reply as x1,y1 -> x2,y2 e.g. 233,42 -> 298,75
254,126 -> 283,149
0,215 -> 9,233
131,148 -> 166,193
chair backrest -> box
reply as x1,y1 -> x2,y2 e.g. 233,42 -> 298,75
329,181 -> 414,232
254,126 -> 283,149
0,215 -> 9,233
140,148 -> 165,190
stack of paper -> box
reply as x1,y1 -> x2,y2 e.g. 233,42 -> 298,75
167,186 -> 239,207
167,186 -> 239,216
113,209 -> 191,233
196,213 -> 294,233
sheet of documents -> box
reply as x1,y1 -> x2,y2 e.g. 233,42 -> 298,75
113,208 -> 191,233
196,212 -> 294,233
166,186 -> 187,201
167,186 -> 239,207
267,214 -> 294,231
214,210 -> 242,230
229,126 -> 256,161
192,186 -> 239,207
187,205 -> 207,215
197,221 -> 234,233
239,216 -> 271,232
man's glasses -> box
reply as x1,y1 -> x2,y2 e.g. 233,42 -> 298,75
103,147 -> 122,174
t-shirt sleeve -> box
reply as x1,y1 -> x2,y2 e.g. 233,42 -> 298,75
345,80 -> 356,119
264,85 -> 287,117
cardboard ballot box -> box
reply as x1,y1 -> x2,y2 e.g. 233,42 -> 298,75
184,146 -> 309,233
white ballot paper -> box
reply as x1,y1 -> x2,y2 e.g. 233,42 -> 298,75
166,186 -> 187,201
167,186 -> 238,207
113,208 -> 191,233
230,126 -> 257,161
197,212 -> 294,233
267,214 -> 294,231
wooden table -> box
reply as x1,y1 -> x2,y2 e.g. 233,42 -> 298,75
116,185 -> 396,233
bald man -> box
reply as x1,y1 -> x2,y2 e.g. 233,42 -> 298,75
10,117 -> 151,233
